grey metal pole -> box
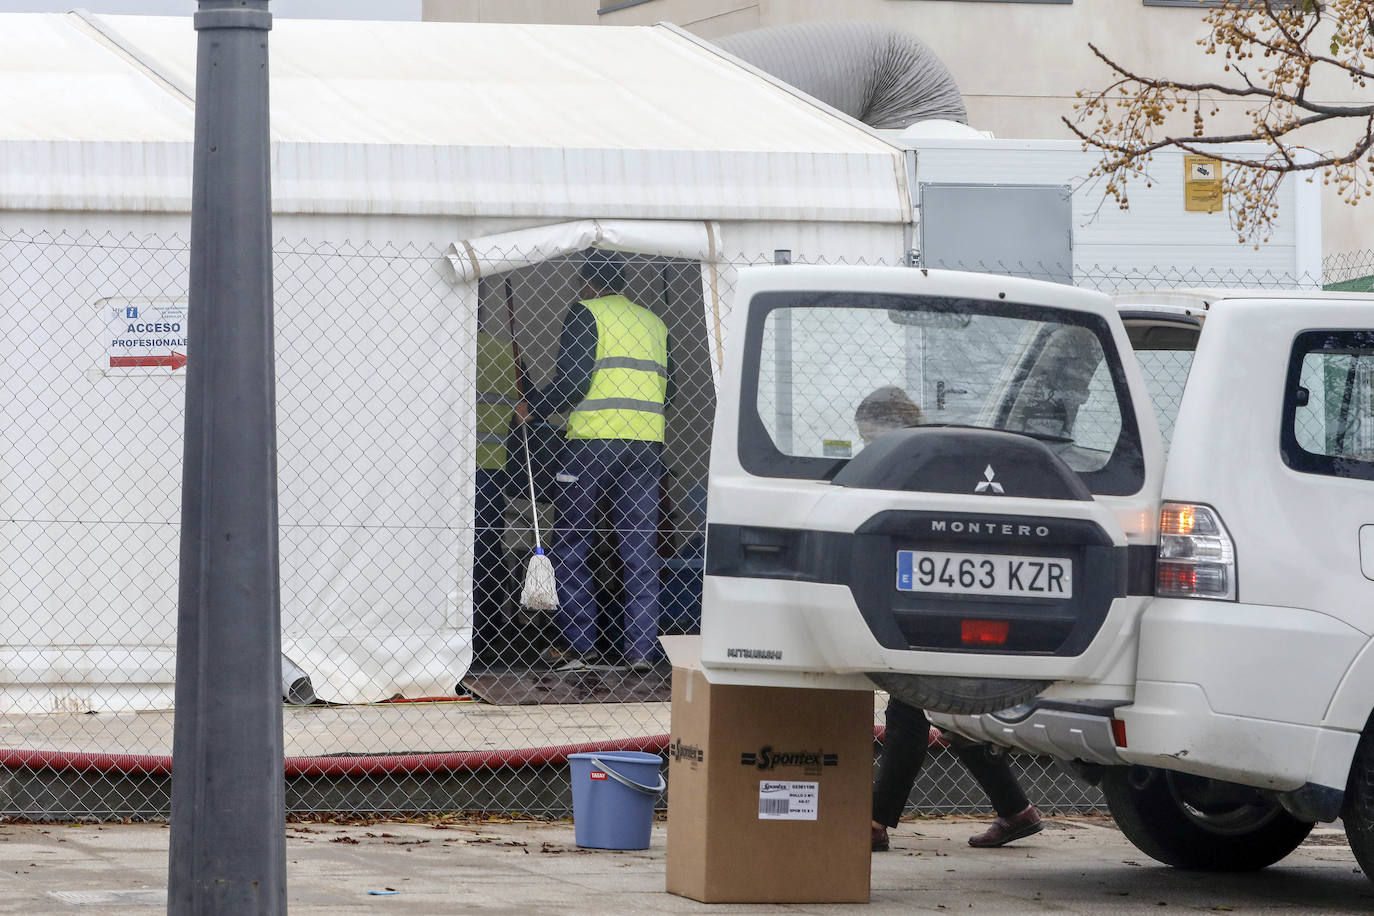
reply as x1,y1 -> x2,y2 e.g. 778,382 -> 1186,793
168,2 -> 283,914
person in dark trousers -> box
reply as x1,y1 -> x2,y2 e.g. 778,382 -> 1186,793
472,305 -> 526,669
854,387 -> 1044,851
873,699 -> 1043,850
524,249 -> 673,673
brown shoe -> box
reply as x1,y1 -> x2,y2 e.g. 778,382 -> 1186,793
871,823 -> 890,852
967,805 -> 1043,848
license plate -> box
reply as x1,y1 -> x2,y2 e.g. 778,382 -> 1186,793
896,550 -> 1073,598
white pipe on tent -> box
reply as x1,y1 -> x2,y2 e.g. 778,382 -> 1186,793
445,219 -> 729,382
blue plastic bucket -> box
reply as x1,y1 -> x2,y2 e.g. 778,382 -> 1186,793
567,751 -> 665,850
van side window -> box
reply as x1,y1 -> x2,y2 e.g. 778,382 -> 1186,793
1281,330 -> 1374,481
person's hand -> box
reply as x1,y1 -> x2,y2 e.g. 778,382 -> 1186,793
513,399 -> 530,424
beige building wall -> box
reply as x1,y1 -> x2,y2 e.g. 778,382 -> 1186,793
421,0 -> 597,24
423,0 -> 1369,257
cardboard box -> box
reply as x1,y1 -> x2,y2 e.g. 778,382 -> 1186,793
662,636 -> 872,903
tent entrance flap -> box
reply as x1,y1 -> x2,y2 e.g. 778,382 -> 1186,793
449,222 -> 723,673
446,219 -> 727,383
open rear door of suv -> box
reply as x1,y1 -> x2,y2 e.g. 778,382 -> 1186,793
701,266 -> 1163,713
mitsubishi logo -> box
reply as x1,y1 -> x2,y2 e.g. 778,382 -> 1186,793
974,464 -> 1004,494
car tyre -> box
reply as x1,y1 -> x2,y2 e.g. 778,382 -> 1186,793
868,672 -> 1050,716
1102,766 -> 1312,871
1342,725 -> 1374,880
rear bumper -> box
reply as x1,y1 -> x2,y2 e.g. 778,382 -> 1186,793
928,700 -> 1125,766
930,683 -> 1360,812
1116,680 -> 1359,793
1118,598 -> 1366,793
701,574 -> 1149,684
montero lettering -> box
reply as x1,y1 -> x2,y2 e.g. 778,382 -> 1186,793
930,519 -> 1051,538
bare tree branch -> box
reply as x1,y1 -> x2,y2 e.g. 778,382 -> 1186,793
1082,43 -> 1374,114
1068,0 -> 1374,243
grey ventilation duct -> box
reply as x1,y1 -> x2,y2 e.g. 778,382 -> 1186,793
715,21 -> 967,129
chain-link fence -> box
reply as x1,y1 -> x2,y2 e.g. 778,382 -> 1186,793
2,230 -> 1370,822
1324,250 -> 1374,293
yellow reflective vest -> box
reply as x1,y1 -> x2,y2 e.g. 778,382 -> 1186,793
476,331 -> 519,470
567,295 -> 669,443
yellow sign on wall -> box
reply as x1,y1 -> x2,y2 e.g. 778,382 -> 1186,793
1185,155 -> 1224,213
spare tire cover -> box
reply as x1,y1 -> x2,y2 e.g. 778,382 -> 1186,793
869,672 -> 1050,716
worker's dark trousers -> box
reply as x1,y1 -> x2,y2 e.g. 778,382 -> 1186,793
873,698 -> 1031,826
551,438 -> 663,662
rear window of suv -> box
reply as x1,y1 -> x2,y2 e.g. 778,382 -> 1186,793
738,291 -> 1146,496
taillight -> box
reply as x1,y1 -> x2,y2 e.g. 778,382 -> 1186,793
960,620 -> 1009,646
1156,502 -> 1236,600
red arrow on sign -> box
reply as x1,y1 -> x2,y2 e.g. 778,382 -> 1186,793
110,351 -> 187,370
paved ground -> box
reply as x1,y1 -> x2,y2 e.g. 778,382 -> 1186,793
0,815 -> 1369,914
0,699 -> 678,758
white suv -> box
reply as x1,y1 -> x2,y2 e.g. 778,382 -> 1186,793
700,266 -> 1374,877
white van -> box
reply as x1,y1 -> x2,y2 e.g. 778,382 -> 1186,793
700,265 -> 1374,877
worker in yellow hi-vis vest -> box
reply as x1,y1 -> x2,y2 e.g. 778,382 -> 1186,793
474,305 -> 526,669
523,249 -> 673,674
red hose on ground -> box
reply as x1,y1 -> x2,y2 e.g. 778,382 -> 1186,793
0,735 -> 668,779
0,726 -> 935,778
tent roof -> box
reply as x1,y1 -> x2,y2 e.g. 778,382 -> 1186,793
0,13 -> 909,222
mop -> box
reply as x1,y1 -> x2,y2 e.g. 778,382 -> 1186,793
517,422 -> 559,611
505,277 -> 559,611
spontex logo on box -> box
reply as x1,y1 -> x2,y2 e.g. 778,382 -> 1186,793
739,746 -> 838,776
670,738 -> 704,763
589,770 -> 608,781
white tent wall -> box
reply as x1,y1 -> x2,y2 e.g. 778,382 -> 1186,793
1,228 -> 189,714
0,219 -> 480,712
272,243 -> 476,706
0,12 -> 914,713
713,221 -> 908,265
0,210 -> 908,713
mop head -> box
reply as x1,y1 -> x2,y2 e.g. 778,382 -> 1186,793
520,548 -> 560,611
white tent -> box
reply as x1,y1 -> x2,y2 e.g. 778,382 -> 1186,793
0,12 -> 911,711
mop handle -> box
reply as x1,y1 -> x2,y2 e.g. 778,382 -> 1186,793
505,277 -> 544,550
504,276 -> 526,397
523,421 -> 542,547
